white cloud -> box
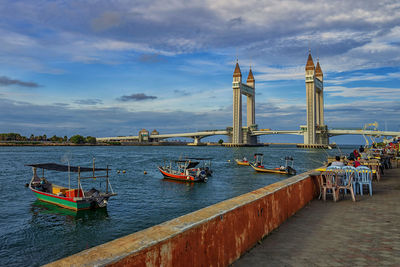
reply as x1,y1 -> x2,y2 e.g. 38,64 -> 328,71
327,72 -> 400,85
2,0 -> 400,70
256,66 -> 304,81
0,29 -> 37,48
91,11 -> 121,32
325,86 -> 400,99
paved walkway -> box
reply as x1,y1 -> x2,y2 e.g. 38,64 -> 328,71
233,168 -> 400,267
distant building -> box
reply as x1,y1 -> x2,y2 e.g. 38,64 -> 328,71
151,129 -> 159,142
138,129 -> 149,142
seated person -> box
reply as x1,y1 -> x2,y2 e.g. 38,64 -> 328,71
331,156 -> 344,167
360,151 -> 369,160
353,158 -> 361,167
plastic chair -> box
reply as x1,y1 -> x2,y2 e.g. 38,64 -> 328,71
356,166 -> 373,196
337,166 -> 356,201
320,171 -> 338,202
342,166 -> 357,193
360,159 -> 381,181
354,165 -> 369,194
326,166 -> 343,185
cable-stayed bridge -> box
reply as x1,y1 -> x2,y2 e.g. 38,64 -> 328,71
97,128 -> 400,145
98,54 -> 400,146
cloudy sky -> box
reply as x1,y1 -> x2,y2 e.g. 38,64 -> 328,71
1,0 -> 400,144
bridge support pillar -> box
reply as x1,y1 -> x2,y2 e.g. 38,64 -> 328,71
302,125 -> 329,146
242,127 -> 258,145
193,137 -> 200,145
316,127 -> 329,145
232,61 -> 257,145
187,136 -> 206,146
305,52 -> 327,146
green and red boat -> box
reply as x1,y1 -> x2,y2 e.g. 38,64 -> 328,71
27,161 -> 116,211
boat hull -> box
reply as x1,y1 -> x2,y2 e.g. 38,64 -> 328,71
158,167 -> 206,182
32,188 -> 91,211
250,163 -> 293,175
235,159 -> 250,166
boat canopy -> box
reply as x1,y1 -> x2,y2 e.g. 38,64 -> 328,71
25,163 -> 109,172
173,160 -> 199,169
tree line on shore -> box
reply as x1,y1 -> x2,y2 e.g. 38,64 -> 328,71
0,133 -> 96,144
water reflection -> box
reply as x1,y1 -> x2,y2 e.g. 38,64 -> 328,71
162,178 -> 196,187
1,145 -> 352,267
30,200 -> 109,222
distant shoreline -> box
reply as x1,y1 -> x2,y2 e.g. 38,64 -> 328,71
0,141 -> 190,146
0,142 -> 299,147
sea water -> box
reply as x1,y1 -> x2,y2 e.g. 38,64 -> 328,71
0,145 -> 353,266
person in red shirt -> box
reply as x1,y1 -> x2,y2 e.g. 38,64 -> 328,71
353,158 -> 361,167
353,149 -> 360,159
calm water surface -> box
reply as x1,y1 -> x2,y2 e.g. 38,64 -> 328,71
0,145 -> 353,266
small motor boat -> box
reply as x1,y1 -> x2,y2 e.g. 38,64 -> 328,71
249,154 -> 296,175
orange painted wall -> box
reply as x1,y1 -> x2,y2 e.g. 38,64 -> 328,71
45,171 -> 320,267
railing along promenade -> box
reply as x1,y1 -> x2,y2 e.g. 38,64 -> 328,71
45,169 -> 321,266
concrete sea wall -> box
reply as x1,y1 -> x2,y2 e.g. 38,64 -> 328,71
46,170 -> 320,267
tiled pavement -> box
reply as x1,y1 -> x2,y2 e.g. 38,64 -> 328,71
233,168 -> 400,266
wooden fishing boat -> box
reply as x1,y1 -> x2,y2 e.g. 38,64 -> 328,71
26,161 -> 117,211
250,163 -> 296,175
250,154 -> 296,175
158,159 -> 208,182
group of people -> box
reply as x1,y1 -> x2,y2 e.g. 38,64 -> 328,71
330,146 -> 365,168
329,142 -> 398,172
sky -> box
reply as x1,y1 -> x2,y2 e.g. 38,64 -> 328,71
1,0 -> 400,144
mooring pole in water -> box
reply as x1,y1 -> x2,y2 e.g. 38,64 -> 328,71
106,164 -> 109,194
93,157 -> 95,178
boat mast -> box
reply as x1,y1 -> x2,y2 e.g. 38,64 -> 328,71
29,167 -> 37,186
68,161 -> 71,190
78,166 -> 80,195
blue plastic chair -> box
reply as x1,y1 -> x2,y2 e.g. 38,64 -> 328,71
356,166 -> 373,196
342,166 -> 357,194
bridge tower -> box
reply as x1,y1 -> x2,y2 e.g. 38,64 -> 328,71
232,61 -> 258,145
304,52 -> 328,145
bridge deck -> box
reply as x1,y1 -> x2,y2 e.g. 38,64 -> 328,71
96,129 -> 400,142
